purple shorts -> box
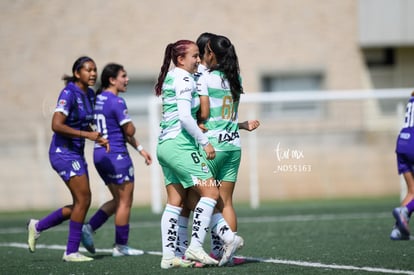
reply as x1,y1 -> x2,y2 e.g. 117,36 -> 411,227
94,149 -> 134,185
49,152 -> 88,182
396,152 -> 414,174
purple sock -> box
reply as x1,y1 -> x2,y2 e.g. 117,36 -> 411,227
115,224 -> 129,246
36,208 -> 66,232
88,209 -> 110,231
66,220 -> 83,254
405,199 -> 414,214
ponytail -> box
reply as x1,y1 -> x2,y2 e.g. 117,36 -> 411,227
155,44 -> 174,96
154,40 -> 196,97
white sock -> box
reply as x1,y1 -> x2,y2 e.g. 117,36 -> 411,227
211,212 -> 235,244
175,215 -> 189,257
161,204 -> 182,259
210,213 -> 224,258
189,197 -> 216,249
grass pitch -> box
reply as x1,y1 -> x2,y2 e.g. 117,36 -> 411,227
1,196 -> 414,274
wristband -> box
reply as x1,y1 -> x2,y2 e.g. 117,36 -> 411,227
137,145 -> 144,152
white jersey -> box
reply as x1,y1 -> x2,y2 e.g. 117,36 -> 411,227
158,67 -> 208,146
197,70 -> 241,151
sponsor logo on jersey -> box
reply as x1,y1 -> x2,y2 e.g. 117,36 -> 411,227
58,99 -> 67,107
179,87 -> 192,95
218,131 -> 240,143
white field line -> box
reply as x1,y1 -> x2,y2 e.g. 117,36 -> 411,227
0,242 -> 413,274
0,211 -> 412,274
0,211 -> 391,235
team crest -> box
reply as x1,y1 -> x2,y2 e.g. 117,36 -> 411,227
201,162 -> 209,173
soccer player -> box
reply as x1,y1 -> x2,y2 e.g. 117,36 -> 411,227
27,56 -> 109,262
197,34 -> 259,265
390,91 -> 414,240
176,33 -> 257,267
155,39 -> 224,269
80,63 -> 152,256
174,32 -> 217,263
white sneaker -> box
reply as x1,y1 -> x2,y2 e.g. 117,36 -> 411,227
81,224 -> 95,254
390,224 -> 409,240
62,251 -> 93,262
185,246 -> 218,265
112,244 -> 144,257
27,219 -> 40,253
219,235 -> 244,266
160,256 -> 195,269
393,207 -> 410,235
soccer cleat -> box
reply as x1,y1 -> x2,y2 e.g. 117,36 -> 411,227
185,246 -> 219,265
81,224 -> 95,254
390,224 -> 409,240
219,235 -> 244,267
182,255 -> 205,268
231,256 -> 247,265
209,251 -> 247,266
27,219 -> 40,253
160,256 -> 195,269
62,251 -> 93,262
209,252 -> 220,261
392,207 -> 410,236
112,244 -> 144,257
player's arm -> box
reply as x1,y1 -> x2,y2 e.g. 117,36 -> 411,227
238,120 -> 260,132
123,122 -> 152,165
196,74 -> 210,131
197,95 -> 210,132
52,111 -> 101,141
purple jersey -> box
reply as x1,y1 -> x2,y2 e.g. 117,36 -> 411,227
94,91 -> 132,153
396,96 -> 414,154
49,82 -> 95,155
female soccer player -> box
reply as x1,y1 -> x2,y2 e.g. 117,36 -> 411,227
175,33 -> 254,267
390,91 -> 414,240
80,63 -> 152,256
155,39 -> 226,269
198,35 -> 259,264
27,56 -> 109,262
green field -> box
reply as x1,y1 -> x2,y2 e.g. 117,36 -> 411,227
1,197 -> 413,275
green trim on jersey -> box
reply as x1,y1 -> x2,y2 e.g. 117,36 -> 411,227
158,69 -> 200,143
203,70 -> 241,151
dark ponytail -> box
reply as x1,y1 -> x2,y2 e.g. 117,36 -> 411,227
208,36 -> 243,101
62,56 -> 95,85
96,63 -> 124,99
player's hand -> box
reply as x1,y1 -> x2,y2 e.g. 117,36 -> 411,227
198,122 -> 208,133
95,135 -> 110,152
241,120 -> 260,131
203,143 -> 215,160
139,149 -> 152,165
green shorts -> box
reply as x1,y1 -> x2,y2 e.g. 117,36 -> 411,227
157,134 -> 213,189
203,149 -> 241,183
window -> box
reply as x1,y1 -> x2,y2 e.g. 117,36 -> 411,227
122,79 -> 155,116
362,47 -> 407,115
261,73 -> 324,117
